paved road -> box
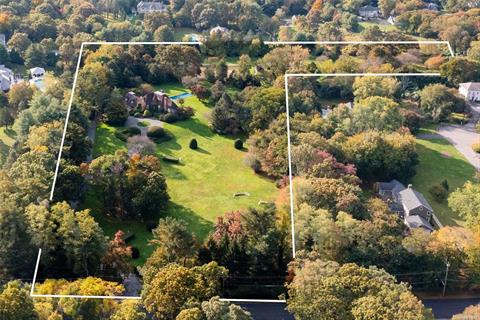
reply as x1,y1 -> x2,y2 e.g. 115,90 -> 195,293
238,298 -> 480,319
423,298 -> 480,319
125,116 -> 164,136
239,303 -> 293,320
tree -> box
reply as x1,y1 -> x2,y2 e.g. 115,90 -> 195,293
153,25 -> 175,42
350,97 -> 403,133
6,32 -> 31,60
25,201 -> 107,276
0,198 -> 35,280
215,59 -> 228,82
448,181 -> 480,226
467,41 -> 480,62
110,301 -> 147,320
244,86 -> 285,132
258,46 -> 309,81
419,84 -> 465,122
286,258 -> 433,320
24,43 -> 48,68
146,217 -> 198,269
76,61 -> 112,115
440,58 -> 480,85
200,297 -> 252,320
7,82 -> 35,119
103,88 -> 128,125
0,281 -> 37,320
142,262 -> 228,320
352,77 -> 399,100
378,0 -> 396,17
35,277 -> 124,319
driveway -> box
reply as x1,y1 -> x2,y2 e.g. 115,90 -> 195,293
124,116 -> 164,136
428,102 -> 480,170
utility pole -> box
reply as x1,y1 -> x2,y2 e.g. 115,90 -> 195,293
442,260 -> 450,297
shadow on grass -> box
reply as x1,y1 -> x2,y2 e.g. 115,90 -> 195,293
194,147 -> 211,155
167,202 -> 214,241
173,117 -> 214,139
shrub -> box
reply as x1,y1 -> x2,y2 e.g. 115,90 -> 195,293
429,184 -> 448,202
143,110 -> 152,117
159,112 -> 178,123
130,247 -> 140,259
137,120 -> 150,127
244,153 -> 261,173
189,138 -> 198,149
234,139 -> 243,150
115,127 -> 141,142
448,113 -> 469,124
147,126 -> 171,143
441,179 -> 449,191
146,220 -> 158,232
127,135 -> 155,156
472,142 -> 480,154
162,155 -> 180,163
134,111 -> 142,117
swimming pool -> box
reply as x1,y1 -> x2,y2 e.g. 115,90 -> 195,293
170,92 -> 193,100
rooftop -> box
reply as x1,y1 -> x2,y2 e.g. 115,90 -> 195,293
460,82 -> 480,91
399,187 -> 434,212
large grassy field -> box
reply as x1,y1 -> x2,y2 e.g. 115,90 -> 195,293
410,137 -> 476,227
88,83 -> 278,265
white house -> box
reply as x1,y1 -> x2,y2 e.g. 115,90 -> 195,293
136,1 -> 166,14
459,82 -> 480,102
30,67 -> 45,79
0,65 -> 14,92
359,5 -> 380,19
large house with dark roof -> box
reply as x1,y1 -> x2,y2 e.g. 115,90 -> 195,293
125,91 -> 179,114
378,180 -> 437,232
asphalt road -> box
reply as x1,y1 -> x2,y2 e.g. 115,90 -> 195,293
239,298 -> 480,320
423,298 -> 480,319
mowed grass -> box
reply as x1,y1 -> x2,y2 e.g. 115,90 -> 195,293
410,138 -> 476,226
0,127 -> 16,164
87,83 -> 278,265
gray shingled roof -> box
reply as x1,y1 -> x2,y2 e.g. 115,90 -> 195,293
405,215 -> 434,232
399,188 -> 434,212
460,82 -> 480,91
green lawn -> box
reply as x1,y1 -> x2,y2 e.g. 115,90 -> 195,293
87,83 -> 278,265
410,137 -> 476,226
0,127 -> 16,164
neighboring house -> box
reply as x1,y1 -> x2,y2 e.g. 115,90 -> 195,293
387,16 -> 396,25
359,5 -> 380,19
125,91 -> 178,114
136,1 -> 166,14
0,34 -> 5,47
210,26 -> 229,36
459,82 -> 480,102
378,181 -> 435,232
30,67 -> 45,78
0,65 -> 14,92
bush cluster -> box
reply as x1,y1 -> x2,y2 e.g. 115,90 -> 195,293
234,139 -> 243,150
115,127 -> 141,142
147,126 -> 171,143
189,138 -> 198,149
429,183 -> 448,202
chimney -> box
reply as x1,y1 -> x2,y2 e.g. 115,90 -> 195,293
407,184 -> 413,189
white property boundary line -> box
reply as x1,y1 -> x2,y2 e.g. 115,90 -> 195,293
35,40 -> 451,301
285,72 -> 441,258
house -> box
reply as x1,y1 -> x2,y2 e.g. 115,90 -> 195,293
359,5 -> 380,19
136,1 -> 166,14
459,82 -> 480,102
210,26 -> 229,36
30,67 -> 45,79
0,34 -> 5,47
0,65 -> 14,92
378,181 -> 435,232
387,16 -> 396,25
125,91 -> 178,114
